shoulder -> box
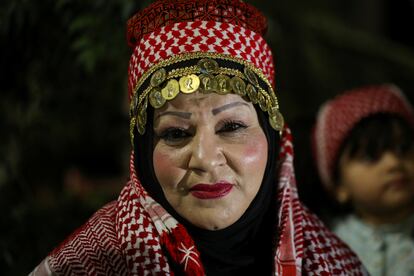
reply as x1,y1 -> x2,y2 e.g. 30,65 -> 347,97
46,201 -> 128,275
331,215 -> 370,246
301,207 -> 368,275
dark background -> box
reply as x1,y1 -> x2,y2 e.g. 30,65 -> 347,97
1,0 -> 413,274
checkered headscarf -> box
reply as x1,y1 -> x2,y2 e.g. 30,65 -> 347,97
126,0 -> 275,99
314,84 -> 414,188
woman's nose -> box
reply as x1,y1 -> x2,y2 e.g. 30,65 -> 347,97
187,131 -> 226,172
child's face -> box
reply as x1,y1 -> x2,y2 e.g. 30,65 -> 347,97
336,149 -> 414,225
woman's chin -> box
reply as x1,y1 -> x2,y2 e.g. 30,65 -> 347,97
181,208 -> 242,230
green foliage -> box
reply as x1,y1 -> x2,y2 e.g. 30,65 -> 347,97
0,0 -> 139,274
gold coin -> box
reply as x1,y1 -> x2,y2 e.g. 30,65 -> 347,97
215,74 -> 230,94
139,111 -> 147,126
268,106 -> 278,117
269,88 -> 278,107
137,124 -> 145,135
258,92 -> 268,111
199,73 -> 218,93
244,67 -> 258,86
136,109 -> 147,135
268,110 -> 284,131
266,99 -> 274,113
230,76 -> 246,96
130,92 -> 139,116
246,84 -> 258,104
179,74 -> 200,94
142,95 -> 148,110
197,58 -> 219,74
161,79 -> 180,100
129,103 -> 135,119
150,68 -> 167,87
149,87 -> 166,108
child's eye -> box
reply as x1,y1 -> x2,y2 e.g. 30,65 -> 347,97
217,120 -> 247,133
359,153 -> 378,163
399,140 -> 414,155
355,149 -> 380,163
157,128 -> 191,143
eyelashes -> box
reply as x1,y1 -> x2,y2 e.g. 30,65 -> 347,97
156,120 -> 249,144
157,127 -> 191,143
217,120 -> 248,133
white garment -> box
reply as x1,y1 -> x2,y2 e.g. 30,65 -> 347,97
333,214 -> 414,276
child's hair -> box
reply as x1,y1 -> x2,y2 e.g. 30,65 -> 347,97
332,113 -> 414,185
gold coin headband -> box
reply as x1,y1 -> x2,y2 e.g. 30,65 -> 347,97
129,52 -> 284,145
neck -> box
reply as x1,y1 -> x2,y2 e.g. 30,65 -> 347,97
356,204 -> 414,226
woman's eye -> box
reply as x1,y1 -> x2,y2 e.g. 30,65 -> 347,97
218,121 -> 247,133
158,128 -> 190,142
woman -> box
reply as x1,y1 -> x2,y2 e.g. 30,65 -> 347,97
31,0 -> 367,275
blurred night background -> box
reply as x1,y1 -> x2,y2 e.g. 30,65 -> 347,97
1,0 -> 414,274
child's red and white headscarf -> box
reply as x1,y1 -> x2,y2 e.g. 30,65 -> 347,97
314,84 -> 414,188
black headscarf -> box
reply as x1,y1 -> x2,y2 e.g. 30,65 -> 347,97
134,105 -> 279,275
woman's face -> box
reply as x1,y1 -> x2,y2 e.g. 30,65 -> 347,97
152,92 -> 268,230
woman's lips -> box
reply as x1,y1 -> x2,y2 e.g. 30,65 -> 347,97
190,182 -> 233,199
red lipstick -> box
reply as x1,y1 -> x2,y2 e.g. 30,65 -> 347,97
190,182 -> 233,199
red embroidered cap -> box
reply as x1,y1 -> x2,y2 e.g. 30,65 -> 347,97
313,84 -> 414,188
126,0 -> 284,144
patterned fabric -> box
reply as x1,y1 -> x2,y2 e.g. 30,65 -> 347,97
127,0 -> 267,49
127,20 -> 275,99
31,126 -> 368,275
46,202 -> 127,275
314,84 -> 414,188
275,128 -> 365,275
116,152 -> 203,274
333,214 -> 414,276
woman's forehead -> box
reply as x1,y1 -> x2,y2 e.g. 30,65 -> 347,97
154,91 -> 253,113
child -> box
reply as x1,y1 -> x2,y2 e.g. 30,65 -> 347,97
313,84 -> 414,276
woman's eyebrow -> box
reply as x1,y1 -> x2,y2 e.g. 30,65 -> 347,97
155,111 -> 192,120
212,101 -> 250,115
155,101 -> 249,119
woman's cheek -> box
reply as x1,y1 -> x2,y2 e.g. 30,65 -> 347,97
153,149 -> 176,186
242,135 -> 268,165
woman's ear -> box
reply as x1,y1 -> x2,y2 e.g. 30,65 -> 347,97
334,183 -> 350,204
